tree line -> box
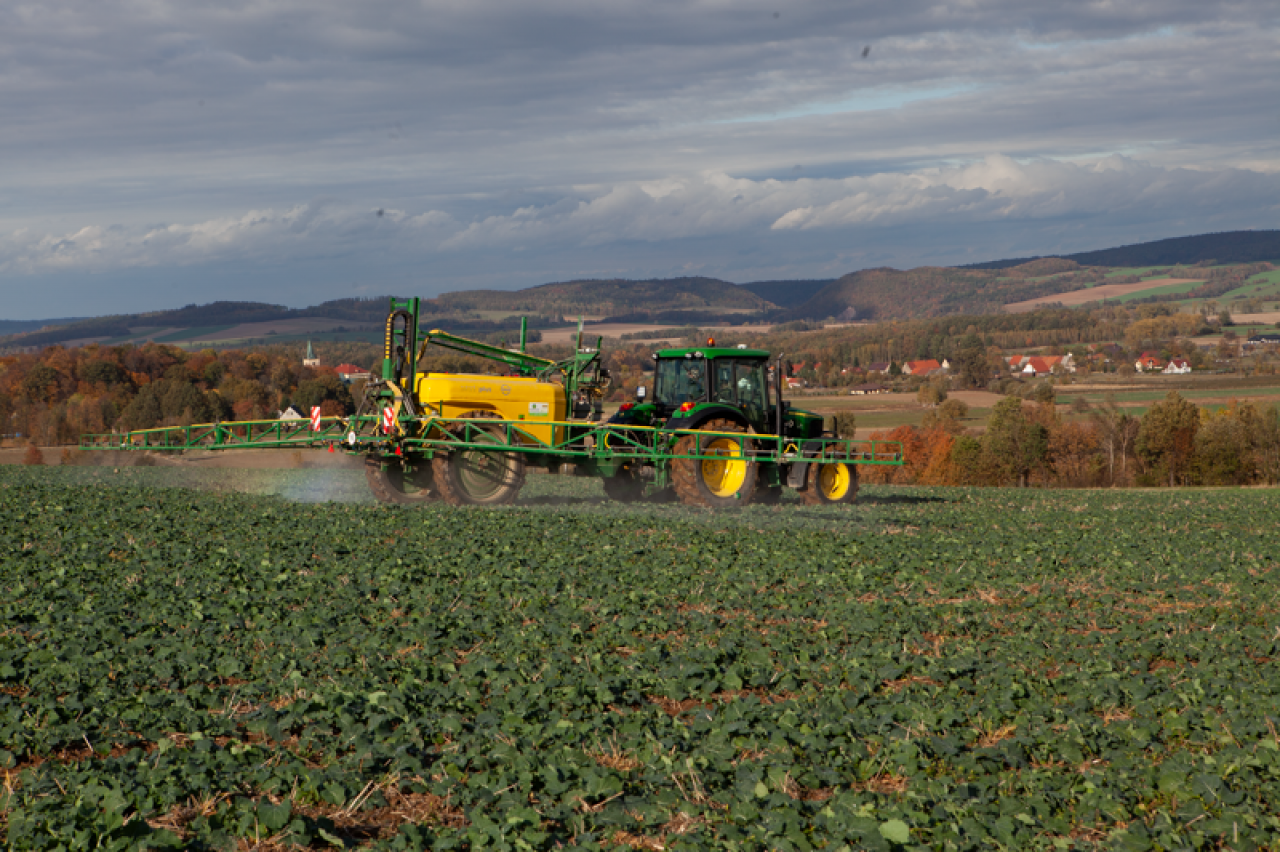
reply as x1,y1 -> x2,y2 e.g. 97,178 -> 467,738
863,391 -> 1280,489
0,343 -> 360,445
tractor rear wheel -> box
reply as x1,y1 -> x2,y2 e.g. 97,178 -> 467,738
672,418 -> 757,508
432,411 -> 526,506
801,459 -> 859,505
365,456 -> 437,505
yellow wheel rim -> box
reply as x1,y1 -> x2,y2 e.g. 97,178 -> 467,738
818,463 -> 851,501
701,437 -> 747,497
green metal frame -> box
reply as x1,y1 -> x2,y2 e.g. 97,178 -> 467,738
81,413 -> 904,471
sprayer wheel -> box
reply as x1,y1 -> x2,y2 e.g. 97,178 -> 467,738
800,458 -> 859,506
671,418 -> 757,508
602,465 -> 646,502
365,456 -> 438,505
432,411 -> 526,506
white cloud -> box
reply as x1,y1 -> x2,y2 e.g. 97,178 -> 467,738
0,202 -> 459,274
1,2 -> 1278,316
5,156 -> 1276,278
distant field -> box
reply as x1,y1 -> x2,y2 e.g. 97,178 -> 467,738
542,324 -> 679,345
1231,312 -> 1280,325
1106,279 -> 1207,303
191,318 -> 378,343
1004,277 -> 1202,312
150,325 -> 236,343
1218,268 -> 1280,303
792,379 -> 1280,437
544,322 -> 779,346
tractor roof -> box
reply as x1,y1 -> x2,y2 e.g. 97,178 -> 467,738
655,346 -> 771,360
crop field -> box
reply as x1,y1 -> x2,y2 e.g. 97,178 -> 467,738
1004,278 -> 1203,312
4,468 -> 1280,850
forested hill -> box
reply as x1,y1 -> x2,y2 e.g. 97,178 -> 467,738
432,276 -> 772,316
4,299 -> 393,348
735,279 -> 834,308
964,229 -> 1280,270
783,259 -> 1088,321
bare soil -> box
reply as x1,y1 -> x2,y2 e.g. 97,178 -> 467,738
1231,312 -> 1280,325
541,322 -> 778,346
1005,278 -> 1202,312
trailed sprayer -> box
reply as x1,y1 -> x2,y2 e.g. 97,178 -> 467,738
83,298 -> 903,507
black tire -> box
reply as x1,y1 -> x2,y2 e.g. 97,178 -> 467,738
365,456 -> 438,505
432,411 -> 526,506
671,418 -> 758,508
801,459 -> 859,506
602,465 -> 646,502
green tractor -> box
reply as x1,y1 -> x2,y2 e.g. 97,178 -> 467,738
604,339 -> 859,507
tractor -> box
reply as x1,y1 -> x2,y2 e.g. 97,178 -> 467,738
602,341 -> 858,507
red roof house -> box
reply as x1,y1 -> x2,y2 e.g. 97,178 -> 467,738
902,359 -> 943,376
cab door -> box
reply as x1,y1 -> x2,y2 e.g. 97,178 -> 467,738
732,360 -> 769,433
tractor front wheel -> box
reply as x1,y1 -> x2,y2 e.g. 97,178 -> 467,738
365,456 -> 438,505
432,411 -> 526,506
801,459 -> 859,505
672,419 -> 757,508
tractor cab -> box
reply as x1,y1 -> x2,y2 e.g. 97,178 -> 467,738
615,342 -> 798,437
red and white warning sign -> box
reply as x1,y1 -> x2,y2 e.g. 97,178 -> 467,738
381,407 -> 396,434
309,406 -> 322,431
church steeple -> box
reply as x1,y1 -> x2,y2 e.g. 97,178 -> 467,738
303,341 -> 320,367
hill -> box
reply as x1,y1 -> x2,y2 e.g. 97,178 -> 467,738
783,261 -> 1093,321
963,229 -> 1280,270
433,277 -> 773,316
2,299 -> 394,349
735,279 -> 834,308
0,317 -> 89,336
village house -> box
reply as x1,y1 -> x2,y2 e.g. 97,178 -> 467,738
1011,353 -> 1074,375
1135,352 -> 1166,372
1020,356 -> 1054,378
902,358 -> 947,376
335,363 -> 373,383
1163,358 -> 1192,374
1020,354 -> 1075,377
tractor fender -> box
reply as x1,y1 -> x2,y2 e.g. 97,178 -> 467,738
665,405 -> 750,433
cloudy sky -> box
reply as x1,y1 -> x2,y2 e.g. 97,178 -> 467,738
2,0 -> 1278,319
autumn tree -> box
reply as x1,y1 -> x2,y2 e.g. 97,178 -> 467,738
917,378 -> 947,408
952,334 -> 989,388
293,374 -> 355,416
1089,395 -> 1139,485
1136,391 -> 1200,486
1194,411 -> 1251,485
923,398 -> 968,433
1049,420 -> 1101,486
983,397 -> 1048,487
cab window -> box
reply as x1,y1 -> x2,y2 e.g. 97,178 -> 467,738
655,358 -> 707,406
734,361 -> 766,412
